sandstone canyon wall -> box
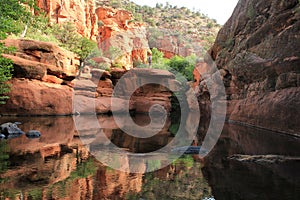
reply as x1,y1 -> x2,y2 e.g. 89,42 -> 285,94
95,7 -> 150,69
148,30 -> 205,59
36,0 -> 99,40
0,40 -> 176,116
35,0 -> 150,69
197,0 -> 300,134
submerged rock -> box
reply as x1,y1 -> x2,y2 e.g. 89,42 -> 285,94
171,146 -> 207,155
0,122 -> 41,139
229,154 -> 300,164
26,130 -> 41,138
0,122 -> 25,137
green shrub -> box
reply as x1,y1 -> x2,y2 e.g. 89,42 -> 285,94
112,63 -> 123,69
247,3 -> 256,19
0,0 -> 34,104
52,22 -> 97,64
0,53 -> 13,104
207,22 -> 214,29
168,55 -> 196,81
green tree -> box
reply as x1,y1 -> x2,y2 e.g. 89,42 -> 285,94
0,0 -> 34,104
105,46 -> 122,60
169,55 -> 195,81
52,22 -> 97,65
151,48 -> 169,70
0,0 -> 33,39
0,51 -> 13,104
151,48 -> 164,63
73,37 -> 97,64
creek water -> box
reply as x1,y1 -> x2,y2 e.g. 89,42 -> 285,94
0,114 -> 299,200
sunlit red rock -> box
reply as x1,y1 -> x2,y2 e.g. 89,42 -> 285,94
0,79 -> 74,116
95,7 -> 150,69
4,39 -> 79,79
35,0 -> 98,40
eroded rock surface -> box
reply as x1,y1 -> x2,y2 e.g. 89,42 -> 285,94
36,0 -> 99,40
96,7 -> 150,69
196,0 -> 300,134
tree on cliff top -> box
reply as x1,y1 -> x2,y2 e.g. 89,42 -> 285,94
52,22 -> 97,65
0,0 -> 34,104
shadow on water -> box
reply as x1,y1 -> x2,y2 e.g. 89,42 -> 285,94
0,116 -> 299,199
202,123 -> 300,200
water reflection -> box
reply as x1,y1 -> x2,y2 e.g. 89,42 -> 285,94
74,112 -> 198,173
202,123 -> 300,200
0,116 -> 299,199
0,115 -> 210,200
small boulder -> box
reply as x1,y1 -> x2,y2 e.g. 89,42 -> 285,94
91,68 -> 111,80
0,122 -> 25,137
26,130 -> 41,138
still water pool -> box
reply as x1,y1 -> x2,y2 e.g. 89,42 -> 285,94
0,115 -> 299,200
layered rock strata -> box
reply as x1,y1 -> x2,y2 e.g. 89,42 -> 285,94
195,0 -> 300,134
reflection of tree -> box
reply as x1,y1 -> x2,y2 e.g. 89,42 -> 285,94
127,156 -> 213,199
46,158 -> 97,199
0,141 -> 10,183
0,147 -> 96,199
0,141 -> 15,199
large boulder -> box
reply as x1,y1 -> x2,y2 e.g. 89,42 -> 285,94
4,39 -> 79,80
0,79 -> 74,116
2,54 -> 46,80
112,68 -> 181,113
73,96 -> 135,114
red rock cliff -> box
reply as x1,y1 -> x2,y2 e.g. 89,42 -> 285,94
36,0 -> 98,40
196,0 -> 300,134
95,7 -> 150,69
35,0 -> 150,69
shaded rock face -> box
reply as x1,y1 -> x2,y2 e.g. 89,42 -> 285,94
149,32 -> 205,59
112,68 -> 180,113
197,0 -> 300,134
96,7 -> 150,69
36,0 -> 98,40
75,68 -> 179,114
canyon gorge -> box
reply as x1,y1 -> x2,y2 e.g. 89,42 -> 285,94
0,0 -> 299,199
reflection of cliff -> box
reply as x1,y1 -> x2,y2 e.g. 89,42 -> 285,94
128,156 -> 213,200
0,116 -> 146,200
202,123 -> 300,200
93,167 -> 143,200
110,114 -> 172,153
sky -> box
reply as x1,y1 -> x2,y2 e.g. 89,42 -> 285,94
131,0 -> 239,24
